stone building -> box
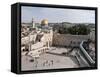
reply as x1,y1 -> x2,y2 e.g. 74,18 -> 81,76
21,18 -> 53,57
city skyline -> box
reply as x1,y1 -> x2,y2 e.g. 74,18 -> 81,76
21,6 -> 95,23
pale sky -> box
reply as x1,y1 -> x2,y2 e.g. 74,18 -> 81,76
21,6 -> 95,23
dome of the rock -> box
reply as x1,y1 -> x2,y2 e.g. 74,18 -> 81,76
41,19 -> 48,26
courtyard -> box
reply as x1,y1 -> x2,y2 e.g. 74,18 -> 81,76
21,47 -> 89,71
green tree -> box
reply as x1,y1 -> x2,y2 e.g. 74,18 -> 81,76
67,24 -> 90,35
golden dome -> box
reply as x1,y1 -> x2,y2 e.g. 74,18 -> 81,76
41,19 -> 48,26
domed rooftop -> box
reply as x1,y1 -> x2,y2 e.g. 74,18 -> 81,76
41,19 -> 48,26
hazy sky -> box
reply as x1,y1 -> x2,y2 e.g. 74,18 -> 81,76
21,6 -> 95,23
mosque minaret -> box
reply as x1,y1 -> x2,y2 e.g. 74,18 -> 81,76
32,17 -> 35,28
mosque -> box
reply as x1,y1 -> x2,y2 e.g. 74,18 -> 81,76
21,18 -> 53,58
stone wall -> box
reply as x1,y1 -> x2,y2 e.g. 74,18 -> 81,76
53,33 -> 90,47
